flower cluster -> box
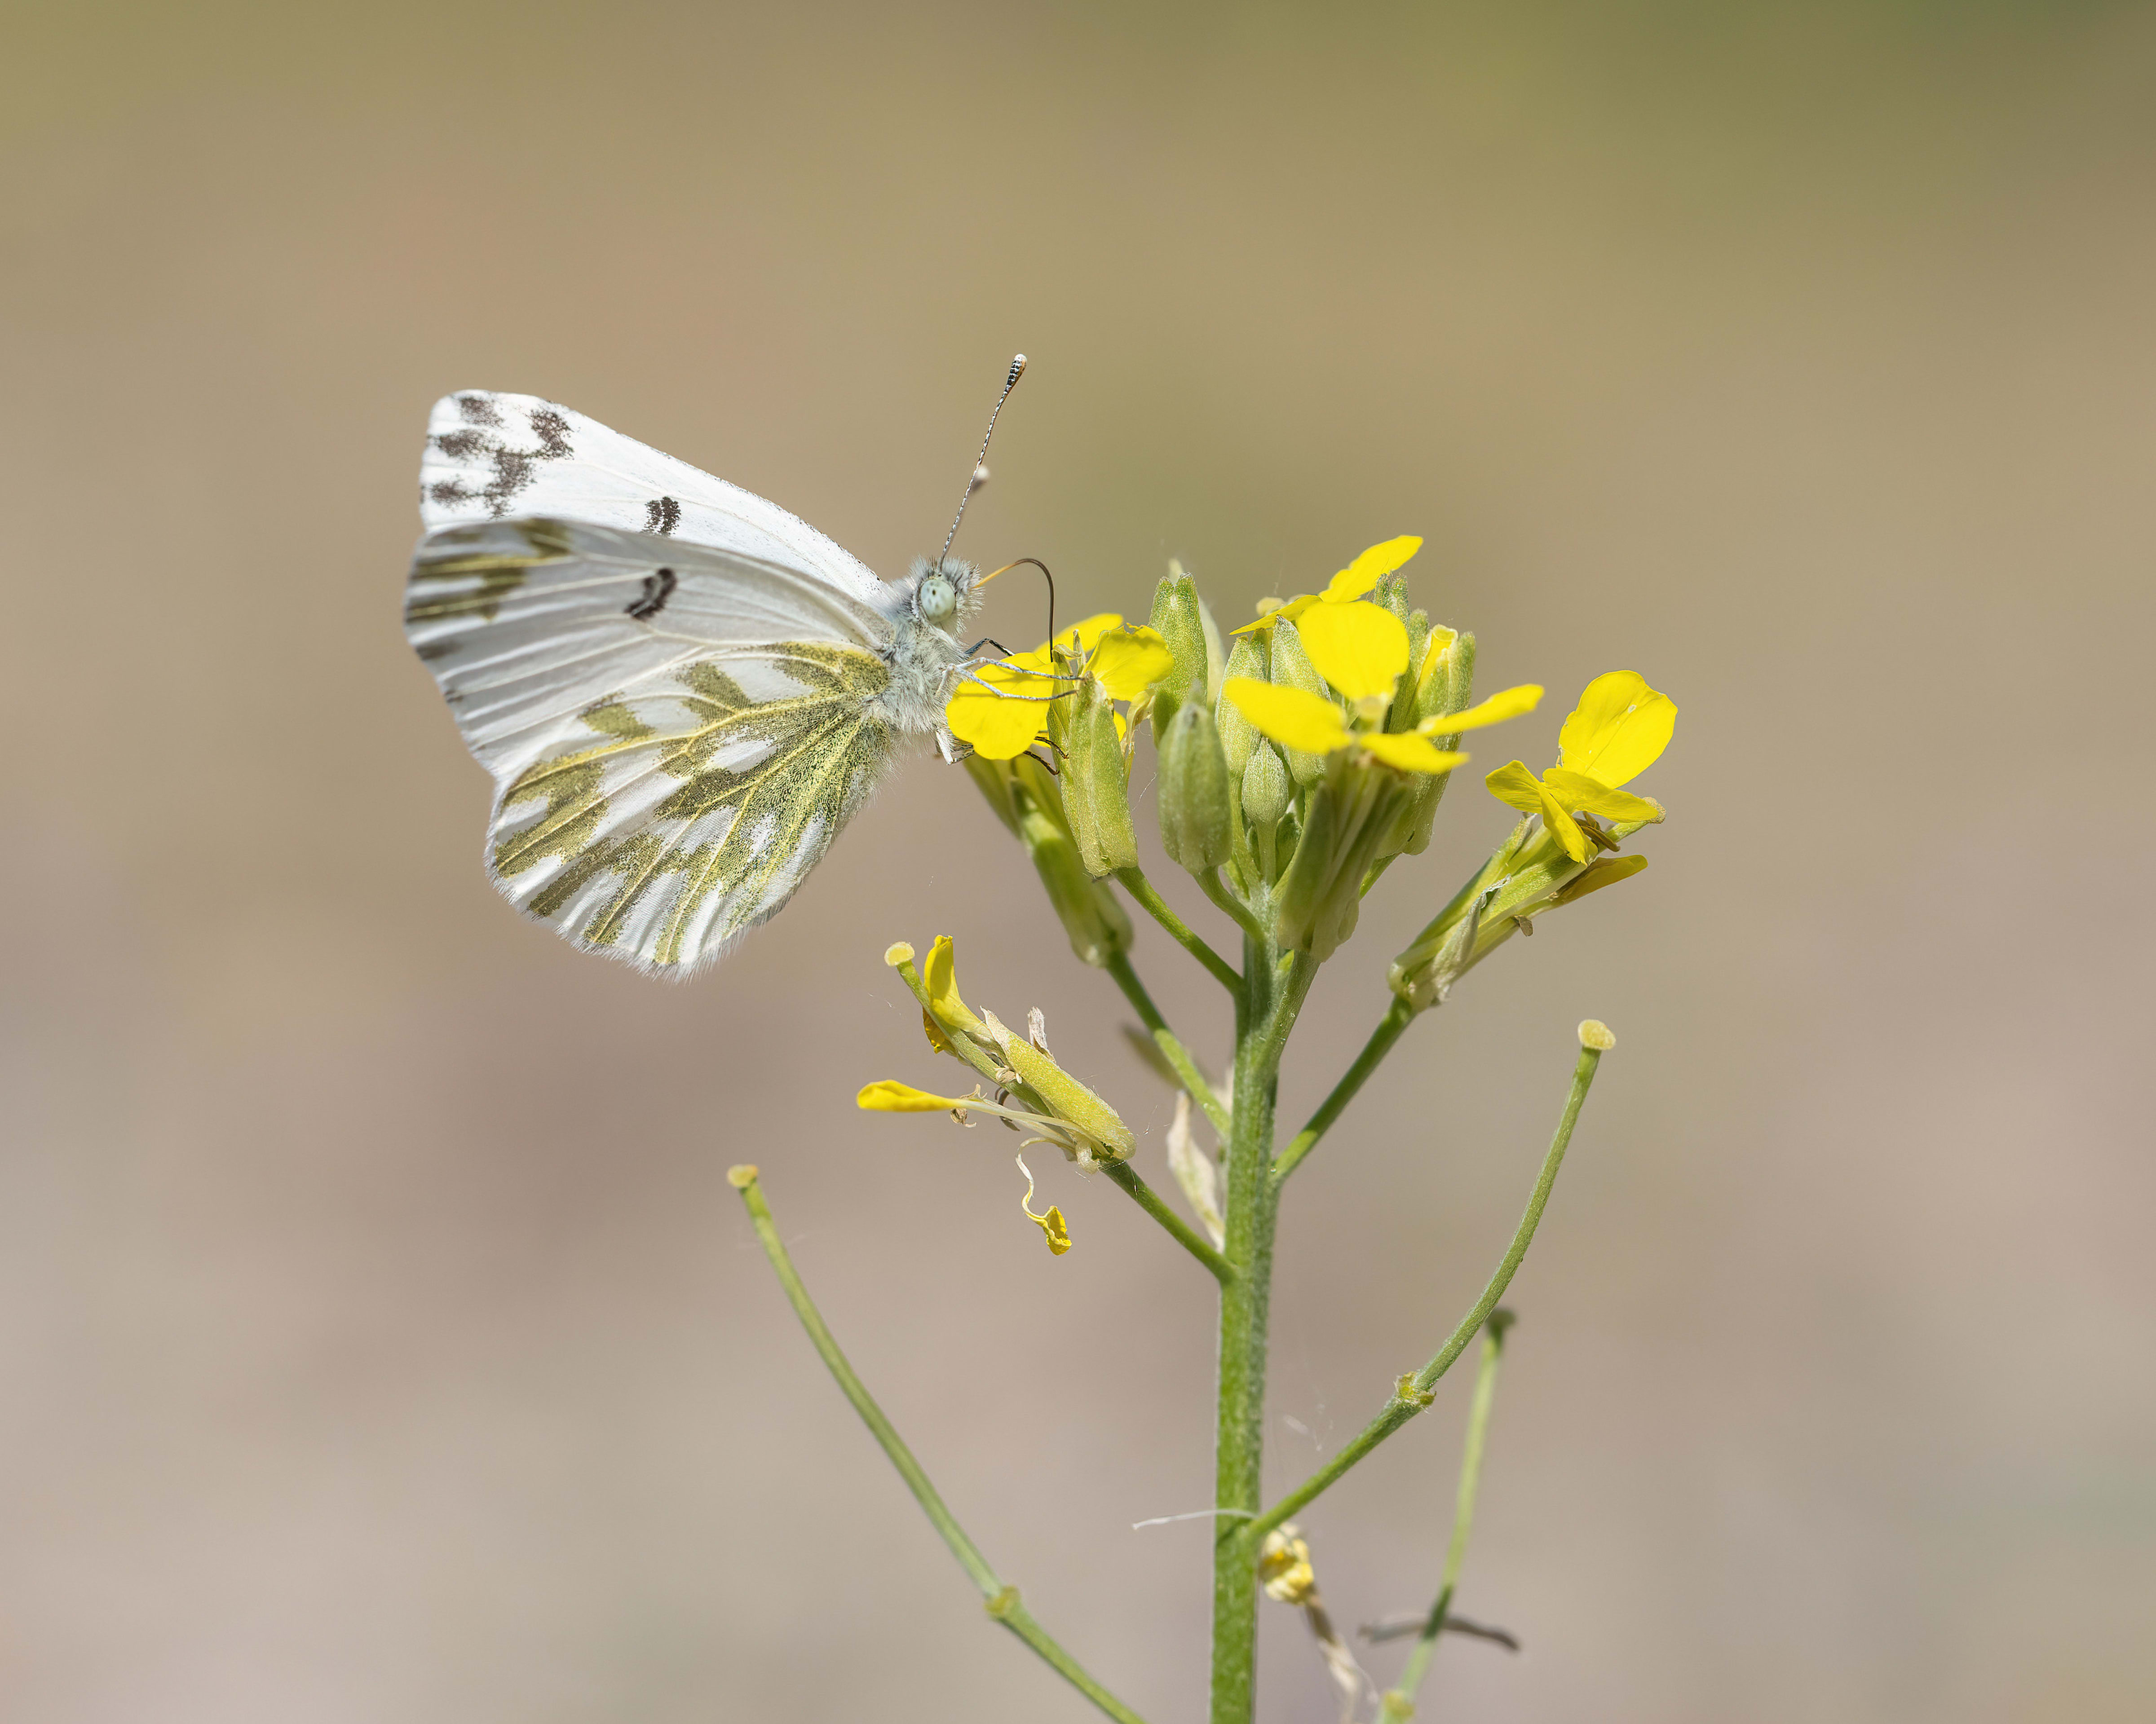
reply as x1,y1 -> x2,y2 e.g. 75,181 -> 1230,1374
946,537 -> 1675,976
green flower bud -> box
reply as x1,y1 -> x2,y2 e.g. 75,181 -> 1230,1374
1157,700 -> 1233,873
1267,618 -> 1331,787
1241,741 -> 1290,829
1388,608 -> 1431,733
1060,679 -> 1139,878
1148,564 -> 1210,738
1197,595 -> 1226,707
1373,570 -> 1412,624
1381,627 -> 1478,860
1217,631 -> 1268,774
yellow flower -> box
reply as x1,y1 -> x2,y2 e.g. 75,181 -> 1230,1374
1233,535 -> 1423,635
1219,675 -> 1543,777
1484,671 -> 1675,863
945,614 -> 1174,759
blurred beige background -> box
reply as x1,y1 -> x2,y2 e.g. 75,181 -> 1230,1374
4,2 -> 2152,1719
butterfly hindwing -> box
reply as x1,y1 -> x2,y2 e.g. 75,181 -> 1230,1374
407,516 -> 899,973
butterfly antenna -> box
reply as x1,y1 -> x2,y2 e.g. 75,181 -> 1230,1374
937,353 -> 1026,570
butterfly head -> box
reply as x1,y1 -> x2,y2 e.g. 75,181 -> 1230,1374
906,556 -> 983,635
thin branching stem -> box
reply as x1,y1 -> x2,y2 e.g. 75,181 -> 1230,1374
1272,996 -> 1418,1187
1250,1041 -> 1604,1541
729,1168 -> 1151,1724
1114,866 -> 1242,993
1197,866 -> 1266,944
1105,951 -> 1232,1138
1378,1312 -> 1513,1721
1106,1160 -> 1236,1283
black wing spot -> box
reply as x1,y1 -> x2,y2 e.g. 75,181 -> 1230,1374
644,495 -> 681,536
529,409 -> 573,459
455,392 -> 504,428
627,567 -> 677,621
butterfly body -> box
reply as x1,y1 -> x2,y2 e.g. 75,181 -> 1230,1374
406,390 -> 991,975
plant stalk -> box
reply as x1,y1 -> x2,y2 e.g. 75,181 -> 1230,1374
1252,1040 -> 1604,1540
1377,1311 -> 1512,1722
729,1166 -> 1150,1724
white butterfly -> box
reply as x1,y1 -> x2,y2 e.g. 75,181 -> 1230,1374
405,363 -> 1027,975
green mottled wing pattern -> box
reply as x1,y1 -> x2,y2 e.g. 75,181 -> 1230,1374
407,515 -> 901,973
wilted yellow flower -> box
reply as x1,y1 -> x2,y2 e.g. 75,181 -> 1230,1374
1484,671 -> 1675,863
1015,1152 -> 1073,1256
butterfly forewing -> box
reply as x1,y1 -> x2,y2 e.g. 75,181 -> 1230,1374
419,390 -> 887,607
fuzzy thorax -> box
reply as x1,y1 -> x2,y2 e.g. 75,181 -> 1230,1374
872,556 -> 986,735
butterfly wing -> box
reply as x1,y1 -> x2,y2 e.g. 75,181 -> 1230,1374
408,513 -> 897,974
419,389 -> 889,610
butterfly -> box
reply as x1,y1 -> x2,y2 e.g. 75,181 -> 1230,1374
404,360 -> 1030,975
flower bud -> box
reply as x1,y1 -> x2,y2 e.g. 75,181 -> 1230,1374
1267,618 -> 1331,786
1381,627 -> 1477,860
1388,608 -> 1430,733
1241,742 -> 1291,829
1216,632 -> 1268,774
1147,565 -> 1210,738
1157,699 -> 1233,872
1060,678 -> 1139,877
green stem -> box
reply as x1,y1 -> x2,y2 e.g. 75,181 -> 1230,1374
1378,1313 -> 1513,1723
1207,914 -> 1289,1724
1271,996 -> 1417,1188
1105,1160 -> 1236,1283
1104,951 -> 1232,1138
728,1167 -> 1150,1724
1115,866 -> 1242,993
1197,866 -> 1267,944
1250,1039 -> 1604,1542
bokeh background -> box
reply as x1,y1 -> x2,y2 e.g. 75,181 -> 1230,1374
4,3 -> 2152,1719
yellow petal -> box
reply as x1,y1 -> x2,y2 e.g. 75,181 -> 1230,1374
1541,767 -> 1663,825
922,935 -> 985,1033
920,1008 -> 954,1055
1088,624 -> 1177,700
946,666 -> 1060,759
1231,593 -> 1319,635
1420,683 -> 1543,736
1323,535 -> 1423,603
1360,731 -> 1467,774
1557,671 -> 1676,787
1484,760 -> 1588,863
1044,613 -> 1126,660
1222,678 -> 1350,755
857,1080 -> 972,1112
1295,600 -> 1409,703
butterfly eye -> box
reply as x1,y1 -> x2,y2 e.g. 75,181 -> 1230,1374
919,573 -> 958,625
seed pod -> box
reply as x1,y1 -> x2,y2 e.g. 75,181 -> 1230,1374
1157,699 -> 1233,872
